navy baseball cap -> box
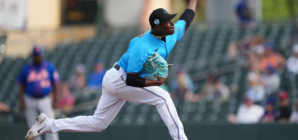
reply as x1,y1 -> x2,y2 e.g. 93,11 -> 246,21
94,59 -> 104,64
149,8 -> 177,28
265,97 -> 276,105
32,45 -> 44,56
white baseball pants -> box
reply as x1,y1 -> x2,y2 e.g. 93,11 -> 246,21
45,66 -> 187,140
24,95 -> 59,140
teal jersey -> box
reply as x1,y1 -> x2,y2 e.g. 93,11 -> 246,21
117,20 -> 186,78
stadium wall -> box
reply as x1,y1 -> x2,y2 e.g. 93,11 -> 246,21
1,123 -> 298,140
4,25 -> 96,58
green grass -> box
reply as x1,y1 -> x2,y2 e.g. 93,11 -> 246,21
263,0 -> 298,20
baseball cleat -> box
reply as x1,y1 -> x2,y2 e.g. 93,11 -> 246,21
25,113 -> 49,140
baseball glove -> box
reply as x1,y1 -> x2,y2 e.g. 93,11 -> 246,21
143,53 -> 171,78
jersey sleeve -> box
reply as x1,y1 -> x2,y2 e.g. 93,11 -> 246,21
17,66 -> 27,85
174,20 -> 186,42
127,43 -> 149,74
49,63 -> 60,84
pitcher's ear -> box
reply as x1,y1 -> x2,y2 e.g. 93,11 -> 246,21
155,24 -> 162,31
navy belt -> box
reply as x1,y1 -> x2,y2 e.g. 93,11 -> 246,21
114,64 -> 120,71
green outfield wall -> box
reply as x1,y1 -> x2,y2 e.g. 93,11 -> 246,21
1,123 -> 298,140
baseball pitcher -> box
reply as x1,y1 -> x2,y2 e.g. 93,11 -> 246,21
25,1 -> 197,140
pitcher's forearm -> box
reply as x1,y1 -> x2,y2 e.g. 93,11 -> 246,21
144,77 -> 165,87
18,85 -> 25,101
187,0 -> 197,12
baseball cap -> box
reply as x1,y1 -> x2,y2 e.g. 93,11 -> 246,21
32,45 -> 44,56
265,97 -> 276,105
278,91 -> 289,100
266,65 -> 275,73
265,42 -> 274,50
149,8 -> 177,28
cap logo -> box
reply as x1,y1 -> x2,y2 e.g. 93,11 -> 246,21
163,9 -> 169,14
154,19 -> 160,25
35,47 -> 40,52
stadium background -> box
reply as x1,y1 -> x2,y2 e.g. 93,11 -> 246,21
1,0 -> 298,139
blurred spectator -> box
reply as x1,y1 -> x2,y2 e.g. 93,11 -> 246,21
287,22 -> 298,45
68,64 -> 86,90
87,59 -> 107,89
55,83 -> 75,113
290,100 -> 298,123
235,0 -> 256,29
228,96 -> 264,124
258,43 -> 285,72
247,63 -> 261,82
0,101 -> 10,113
170,67 -> 197,102
199,74 -> 214,100
286,44 -> 298,74
262,97 -> 278,123
199,75 -> 230,105
261,65 -> 280,95
227,41 -> 239,60
245,71 -> 265,102
208,76 -> 230,106
276,91 -> 292,122
227,35 -> 263,60
249,35 -> 265,57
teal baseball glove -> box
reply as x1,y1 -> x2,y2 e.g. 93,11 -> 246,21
143,53 -> 171,78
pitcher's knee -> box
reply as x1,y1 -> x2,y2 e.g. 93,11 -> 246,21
155,92 -> 171,106
162,92 -> 172,101
90,116 -> 109,132
92,123 -> 108,132
94,125 -> 108,132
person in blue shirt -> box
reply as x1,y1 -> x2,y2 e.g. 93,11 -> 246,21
18,46 -> 59,140
262,97 -> 279,123
170,66 -> 195,102
25,1 -> 197,140
235,0 -> 255,28
87,59 -> 107,89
